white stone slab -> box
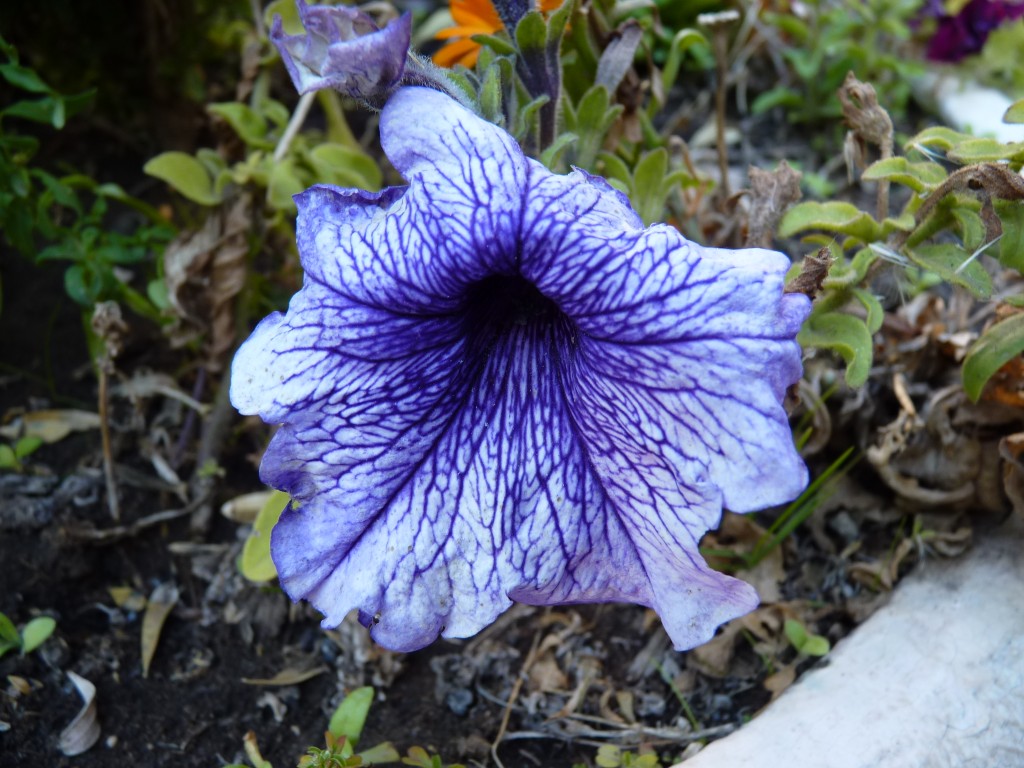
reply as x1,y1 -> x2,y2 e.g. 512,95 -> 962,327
676,518 -> 1024,768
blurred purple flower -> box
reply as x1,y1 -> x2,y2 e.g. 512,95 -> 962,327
925,0 -> 1024,62
230,86 -> 810,653
270,0 -> 411,99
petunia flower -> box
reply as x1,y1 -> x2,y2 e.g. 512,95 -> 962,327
924,0 -> 1024,62
433,0 -> 562,68
271,0 -> 411,99
230,86 -> 811,653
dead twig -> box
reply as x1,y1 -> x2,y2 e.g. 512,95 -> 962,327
64,492 -> 210,545
838,72 -> 894,221
491,629 -> 543,768
91,302 -> 128,521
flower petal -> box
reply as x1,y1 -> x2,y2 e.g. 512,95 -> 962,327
285,89 -> 530,317
521,165 -> 810,513
264,303 -> 750,651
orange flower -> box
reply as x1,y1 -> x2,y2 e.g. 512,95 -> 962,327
433,0 -> 562,69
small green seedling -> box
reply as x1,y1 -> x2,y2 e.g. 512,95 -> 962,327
784,618 -> 830,658
0,612 -> 57,659
0,436 -> 43,472
594,744 -> 663,767
401,746 -> 465,768
299,733 -> 363,768
240,490 -> 290,583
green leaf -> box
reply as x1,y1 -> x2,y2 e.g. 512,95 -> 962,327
240,491 -> 289,583
307,144 -> 382,191
4,96 -> 64,126
783,618 -> 808,648
540,132 -> 577,170
963,312 -> 1024,402
996,199 -> 1024,272
357,742 -> 401,764
267,159 -> 304,212
0,445 -> 18,472
570,85 -> 622,170
784,619 -> 828,655
479,63 -> 504,126
328,686 -> 375,747
951,207 -> 986,251
779,201 -> 883,243
64,264 -> 99,306
0,612 -> 19,658
471,32 -> 517,57
0,612 -> 19,645
143,152 -> 220,205
515,11 -> 547,52
750,86 -> 803,115
908,243 -> 992,300
597,151 -> 631,188
947,138 -> 1024,165
208,103 -> 271,149
0,63 -> 51,93
1005,98 -> 1024,124
659,28 -> 707,101
851,288 -> 884,333
860,157 -> 947,193
546,0 -> 574,46
798,309 -> 875,387
802,634 -> 830,657
631,148 -> 669,225
20,616 -> 56,654
904,126 -> 974,154
14,435 -> 43,460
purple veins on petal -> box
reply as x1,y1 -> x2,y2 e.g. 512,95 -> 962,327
230,86 -> 811,653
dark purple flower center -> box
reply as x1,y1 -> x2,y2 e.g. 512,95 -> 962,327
462,273 -> 570,352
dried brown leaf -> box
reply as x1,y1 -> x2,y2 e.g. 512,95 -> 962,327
58,671 -> 100,756
241,665 -> 329,686
141,582 -> 179,678
0,409 -> 101,443
162,197 -> 251,369
762,664 -> 796,701
745,161 -> 802,248
1001,432 -> 1024,518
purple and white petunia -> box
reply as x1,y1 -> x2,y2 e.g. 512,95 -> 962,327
231,86 -> 811,653
270,0 -> 411,99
